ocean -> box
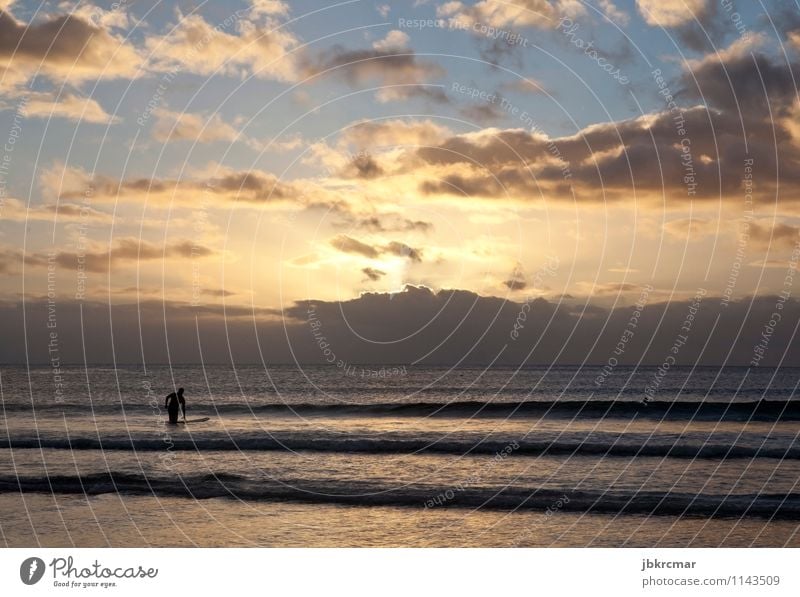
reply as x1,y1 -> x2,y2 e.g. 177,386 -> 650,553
1,364 -> 799,547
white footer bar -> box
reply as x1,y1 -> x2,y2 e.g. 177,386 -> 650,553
1,548 -> 797,596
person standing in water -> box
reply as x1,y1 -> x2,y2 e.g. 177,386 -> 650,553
165,388 -> 186,424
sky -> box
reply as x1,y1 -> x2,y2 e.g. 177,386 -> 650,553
1,0 -> 800,365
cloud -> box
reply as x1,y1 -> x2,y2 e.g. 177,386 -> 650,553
31,35 -> 800,218
11,91 -> 120,124
599,0 -> 630,26
330,235 -> 424,262
459,97 -> 508,124
635,0 -> 708,28
44,162 -> 304,206
151,108 -> 241,144
203,288 -> 238,297
435,1 -> 583,66
343,153 -> 385,179
372,30 -> 411,52
415,111 -> 749,202
0,248 -> 20,273
145,11 -> 298,81
749,221 -> 800,248
362,266 -> 387,281
499,78 -> 548,95
22,238 -> 215,273
682,37 -> 797,117
0,197 -> 112,222
0,3 -> 300,92
503,278 -> 527,290
43,31 -> 800,215
275,285 -> 800,366
437,0 -> 584,30
341,214 -> 434,234
301,31 -> 448,103
330,235 -> 381,258
384,241 -> 423,262
382,42 -> 800,207
636,0 -> 724,51
663,218 -> 800,251
503,263 -> 527,290
591,282 -> 642,296
0,9 -> 142,89
340,119 -> 452,150
749,259 -> 796,269
249,0 -> 290,17
4,287 -> 800,366
662,217 -> 720,239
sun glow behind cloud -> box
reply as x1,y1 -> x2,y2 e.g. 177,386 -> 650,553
0,0 -> 797,324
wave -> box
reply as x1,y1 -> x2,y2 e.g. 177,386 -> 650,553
4,399 -> 800,421
2,472 -> 799,519
3,433 -> 798,459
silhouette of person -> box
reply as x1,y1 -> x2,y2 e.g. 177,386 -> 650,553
165,388 -> 186,424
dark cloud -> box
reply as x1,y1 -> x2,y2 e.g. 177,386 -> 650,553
21,239 -> 214,273
593,282 -> 642,295
412,44 -> 800,204
681,49 -> 799,117
0,9 -> 139,84
349,215 -> 433,234
477,37 -> 524,68
0,11 -> 101,61
673,2 -> 726,53
749,221 -> 800,248
301,42 -> 448,103
384,241 -> 423,262
330,235 -> 423,262
764,0 -> 800,39
361,267 -> 387,281
330,235 -> 381,259
458,97 -> 508,124
5,287 -> 798,365
58,169 -> 300,204
344,154 -> 384,179
503,278 -> 527,290
207,171 -> 299,202
279,286 -> 800,366
419,173 -> 502,198
503,263 -> 527,291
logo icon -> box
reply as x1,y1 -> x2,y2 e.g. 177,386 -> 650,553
20,557 -> 45,585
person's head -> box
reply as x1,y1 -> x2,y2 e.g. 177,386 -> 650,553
177,387 -> 184,396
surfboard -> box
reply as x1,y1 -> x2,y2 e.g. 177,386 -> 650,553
178,417 -> 211,424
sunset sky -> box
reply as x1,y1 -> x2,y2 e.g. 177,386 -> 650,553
2,0 -> 800,364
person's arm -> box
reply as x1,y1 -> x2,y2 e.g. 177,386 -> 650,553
180,396 -> 186,420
